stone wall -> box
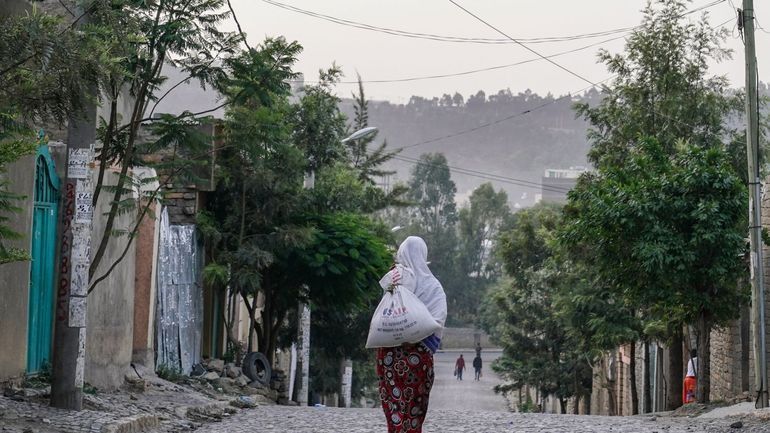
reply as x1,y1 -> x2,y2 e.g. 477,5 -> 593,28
710,316 -> 750,402
162,188 -> 201,225
440,327 -> 492,349
747,181 -> 770,401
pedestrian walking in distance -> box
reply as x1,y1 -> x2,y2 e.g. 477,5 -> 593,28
376,236 -> 447,433
473,354 -> 482,381
455,354 -> 466,381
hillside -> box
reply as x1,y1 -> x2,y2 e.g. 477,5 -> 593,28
340,88 -> 600,207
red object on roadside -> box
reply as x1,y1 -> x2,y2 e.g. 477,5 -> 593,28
683,376 -> 697,404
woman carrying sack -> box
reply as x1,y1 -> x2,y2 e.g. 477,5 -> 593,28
375,236 -> 447,433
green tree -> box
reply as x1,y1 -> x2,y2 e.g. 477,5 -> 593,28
486,203 -> 592,413
407,153 -> 457,235
575,0 -> 739,171
0,6 -> 101,123
346,75 -> 401,188
85,0 -> 241,291
201,37 -> 307,360
291,65 -> 347,172
0,7 -> 104,264
458,183 -> 510,281
302,214 -> 391,403
0,121 -> 37,264
402,153 -> 459,320
453,183 -> 510,324
561,138 -> 747,403
567,0 -> 751,404
204,49 -> 394,370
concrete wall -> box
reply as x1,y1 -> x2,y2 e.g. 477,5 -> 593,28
85,167 -> 136,389
0,154 -> 36,382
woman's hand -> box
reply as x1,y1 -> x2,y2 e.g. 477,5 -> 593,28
391,265 -> 401,286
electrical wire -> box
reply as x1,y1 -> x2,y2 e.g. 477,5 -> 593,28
388,153 -> 576,194
447,0 -> 596,86
262,0 -> 724,46
395,16 -> 734,152
269,0 -> 725,86
262,0 -> 635,45
297,34 -> 628,85
369,12 -> 736,191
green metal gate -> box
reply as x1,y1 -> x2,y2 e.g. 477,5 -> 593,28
26,144 -> 60,373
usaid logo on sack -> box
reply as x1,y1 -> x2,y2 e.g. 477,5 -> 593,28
382,301 -> 407,317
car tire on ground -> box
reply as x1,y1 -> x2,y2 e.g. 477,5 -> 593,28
242,351 -> 272,386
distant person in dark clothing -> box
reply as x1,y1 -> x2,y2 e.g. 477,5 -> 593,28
473,354 -> 482,381
454,354 -> 466,380
475,342 -> 482,357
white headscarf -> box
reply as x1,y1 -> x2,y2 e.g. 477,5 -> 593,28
388,236 -> 447,338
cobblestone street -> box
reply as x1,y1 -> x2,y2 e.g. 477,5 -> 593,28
172,405 -> 767,433
173,350 -> 769,433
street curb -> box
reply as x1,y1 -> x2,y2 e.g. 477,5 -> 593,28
101,414 -> 160,433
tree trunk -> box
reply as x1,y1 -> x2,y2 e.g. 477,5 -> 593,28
604,357 -> 618,416
339,358 -> 347,408
630,343 -> 639,415
584,390 -> 591,415
573,371 -> 581,414
666,331 -> 684,411
696,311 -> 711,403
643,340 -> 652,413
247,293 -> 258,353
559,397 -> 567,414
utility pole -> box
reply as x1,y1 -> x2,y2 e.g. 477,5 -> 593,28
50,5 -> 96,411
741,0 -> 769,409
294,169 -> 314,406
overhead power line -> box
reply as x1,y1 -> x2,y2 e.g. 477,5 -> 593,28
262,0 -> 724,46
269,0 -> 725,86
262,0 -> 635,45
394,14 -> 734,152
447,0 -> 597,86
298,34 -> 627,85
388,153 -> 575,194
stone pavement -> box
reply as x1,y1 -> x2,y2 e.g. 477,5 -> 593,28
163,405 -> 768,433
0,396 -> 128,433
429,349 -> 508,412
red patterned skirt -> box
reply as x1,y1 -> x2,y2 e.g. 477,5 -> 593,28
376,343 -> 435,433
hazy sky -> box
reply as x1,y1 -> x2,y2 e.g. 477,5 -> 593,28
226,0 -> 770,103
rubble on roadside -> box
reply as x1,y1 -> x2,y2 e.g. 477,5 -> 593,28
0,358 -> 293,433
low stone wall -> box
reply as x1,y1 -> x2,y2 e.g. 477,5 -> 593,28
440,327 -> 493,349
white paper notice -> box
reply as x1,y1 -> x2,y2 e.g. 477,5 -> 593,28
75,181 -> 94,224
67,149 -> 90,179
